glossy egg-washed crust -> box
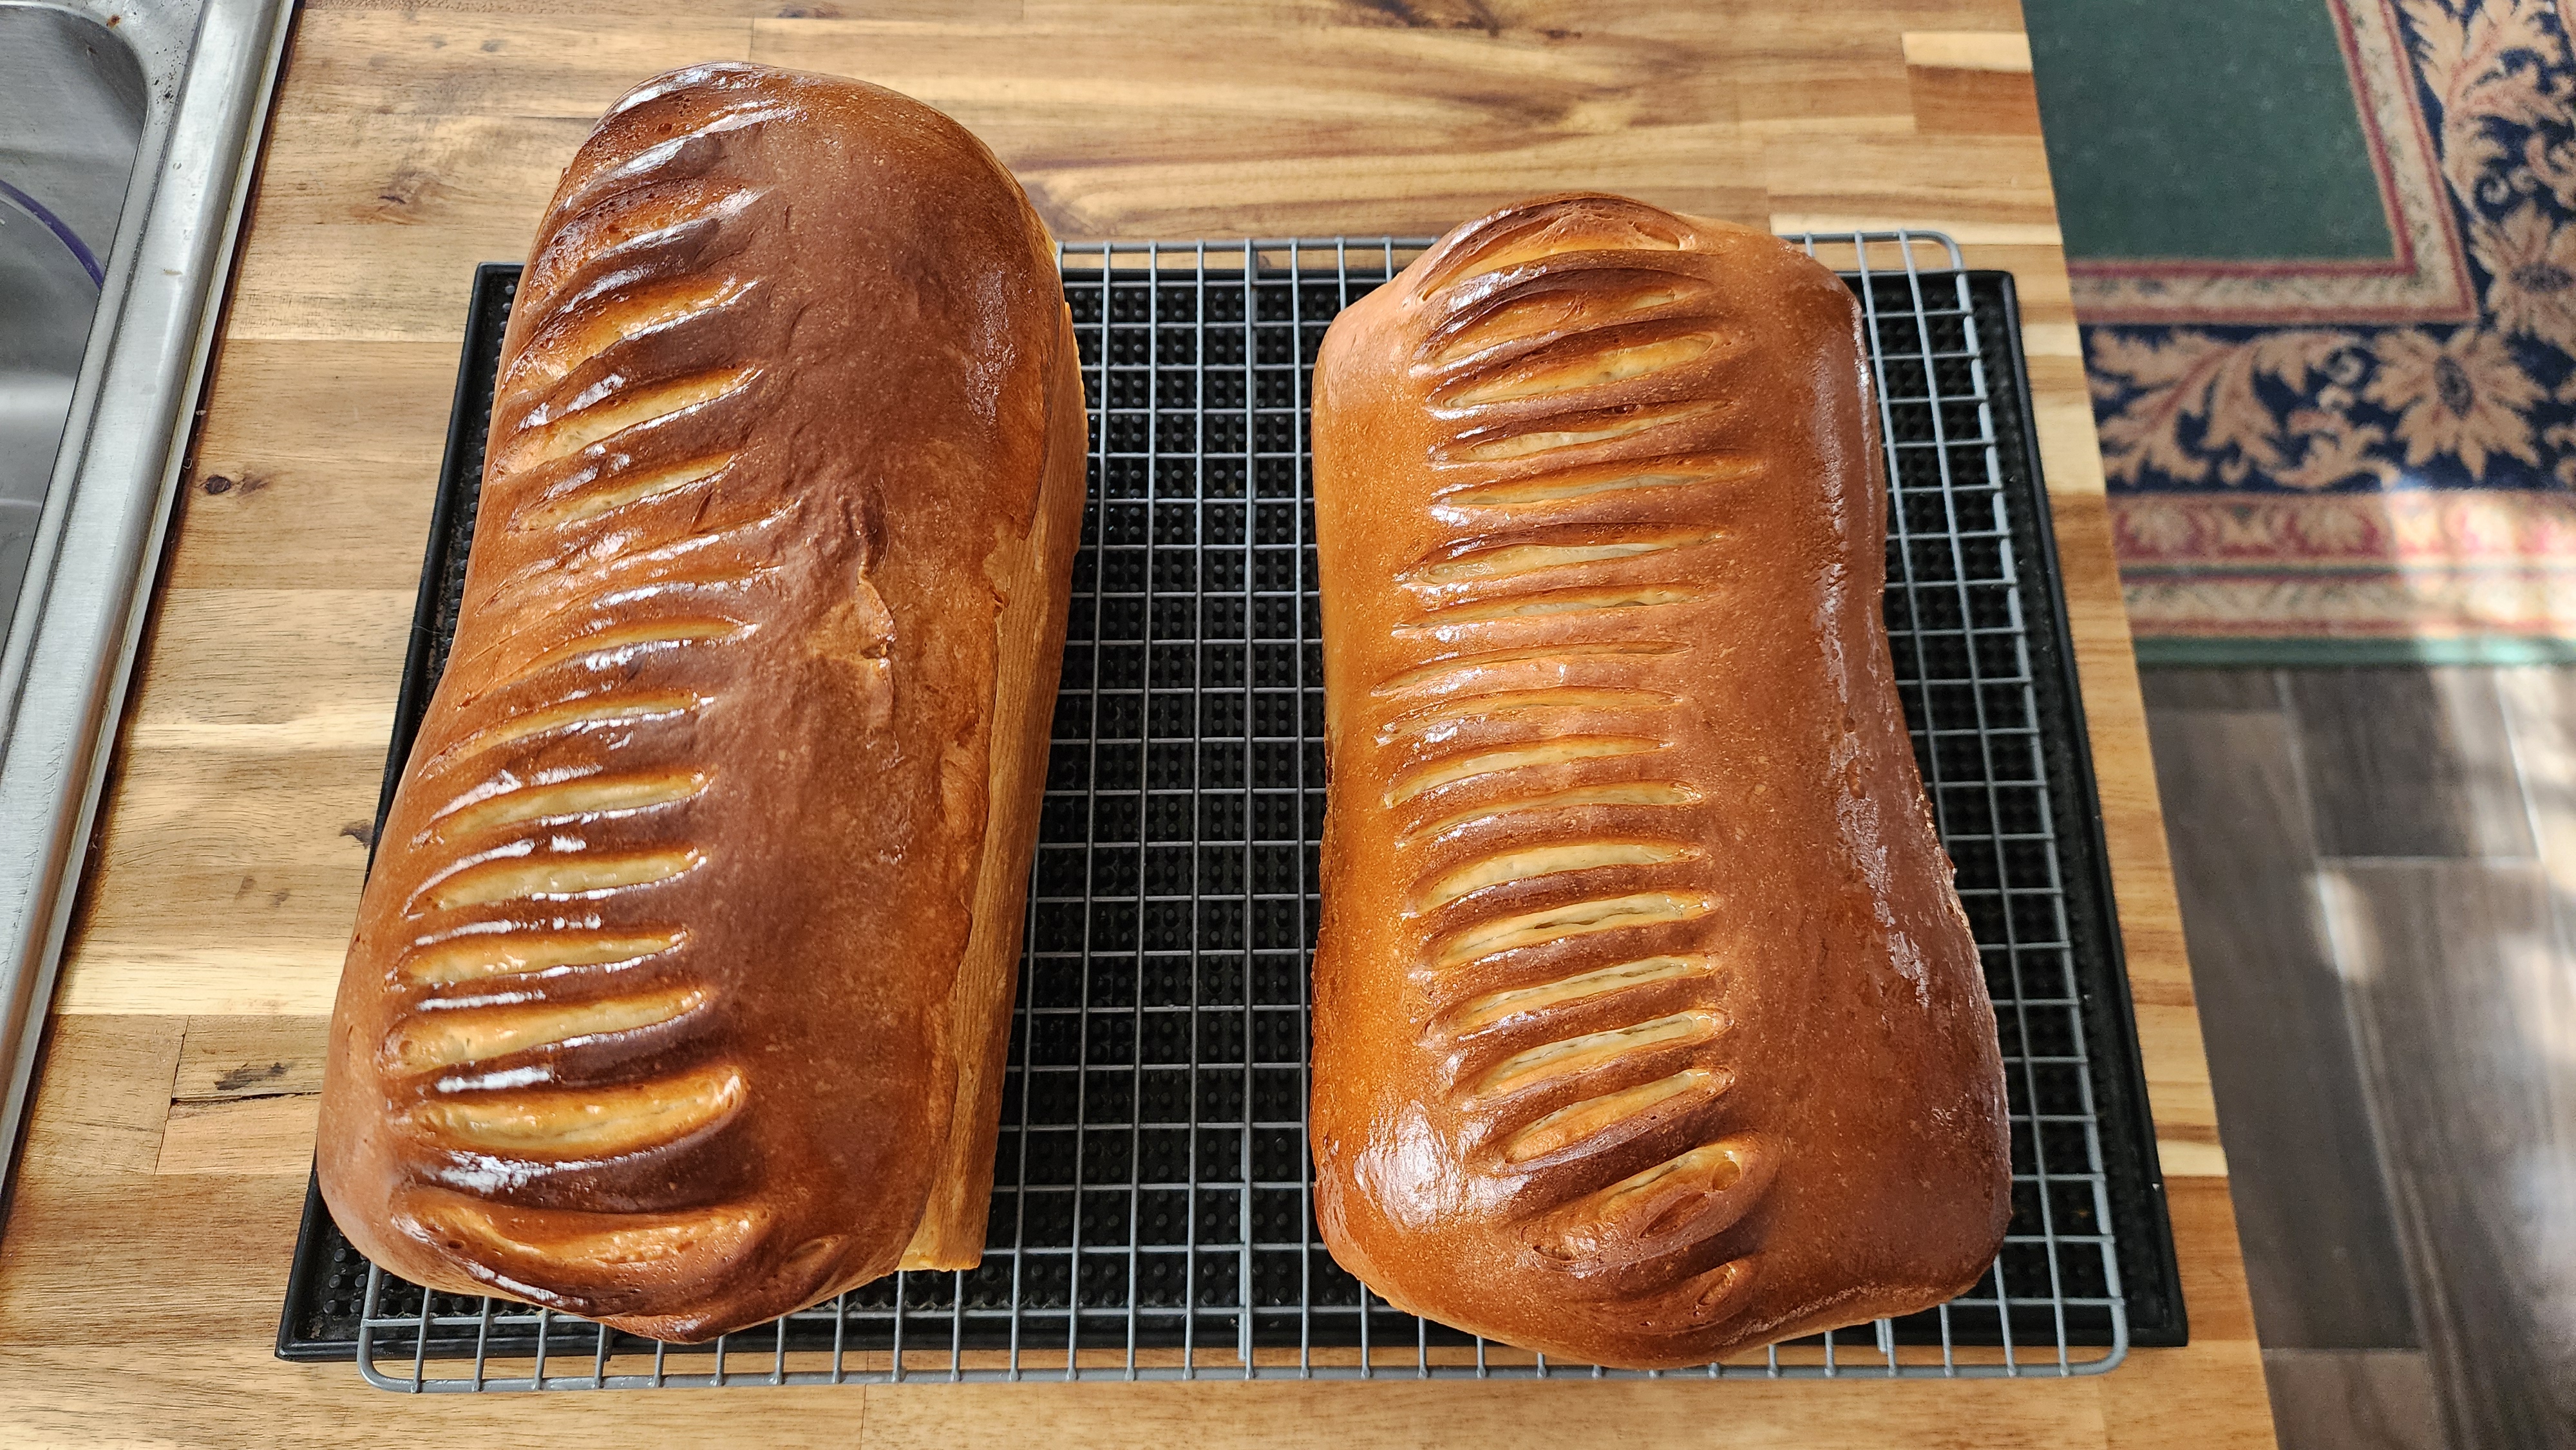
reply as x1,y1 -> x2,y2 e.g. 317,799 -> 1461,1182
314,63 -> 1086,1342
1309,194 -> 2010,1369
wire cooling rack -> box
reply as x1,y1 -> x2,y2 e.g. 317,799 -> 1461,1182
277,232 -> 2181,1390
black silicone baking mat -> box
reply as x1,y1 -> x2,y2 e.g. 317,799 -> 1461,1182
279,234 -> 2182,1387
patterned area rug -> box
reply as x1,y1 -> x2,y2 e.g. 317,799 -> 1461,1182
2043,0 -> 2576,660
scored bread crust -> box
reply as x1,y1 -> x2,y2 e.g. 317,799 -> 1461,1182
1308,194 -> 2010,1368
313,62 -> 1086,1342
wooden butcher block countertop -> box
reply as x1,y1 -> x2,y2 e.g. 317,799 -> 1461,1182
0,2 -> 2273,1445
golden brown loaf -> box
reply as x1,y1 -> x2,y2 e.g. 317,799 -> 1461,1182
314,62 -> 1086,1342
1307,194 -> 2010,1368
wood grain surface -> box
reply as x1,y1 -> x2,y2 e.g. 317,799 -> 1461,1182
0,2 -> 2269,1444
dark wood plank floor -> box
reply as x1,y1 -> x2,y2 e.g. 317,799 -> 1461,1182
2143,666 -> 2576,1450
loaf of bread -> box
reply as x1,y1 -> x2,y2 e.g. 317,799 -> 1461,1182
1307,194 -> 2010,1368
314,62 -> 1086,1342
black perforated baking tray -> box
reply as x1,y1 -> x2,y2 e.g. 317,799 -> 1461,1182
279,234 -> 2181,1387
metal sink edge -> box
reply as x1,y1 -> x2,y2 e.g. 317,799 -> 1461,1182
0,0 -> 299,1211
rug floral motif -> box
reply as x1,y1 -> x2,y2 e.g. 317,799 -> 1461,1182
2090,0 -> 2576,651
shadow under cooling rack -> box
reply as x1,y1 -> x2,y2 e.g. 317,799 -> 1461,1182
277,232 -> 2181,1389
